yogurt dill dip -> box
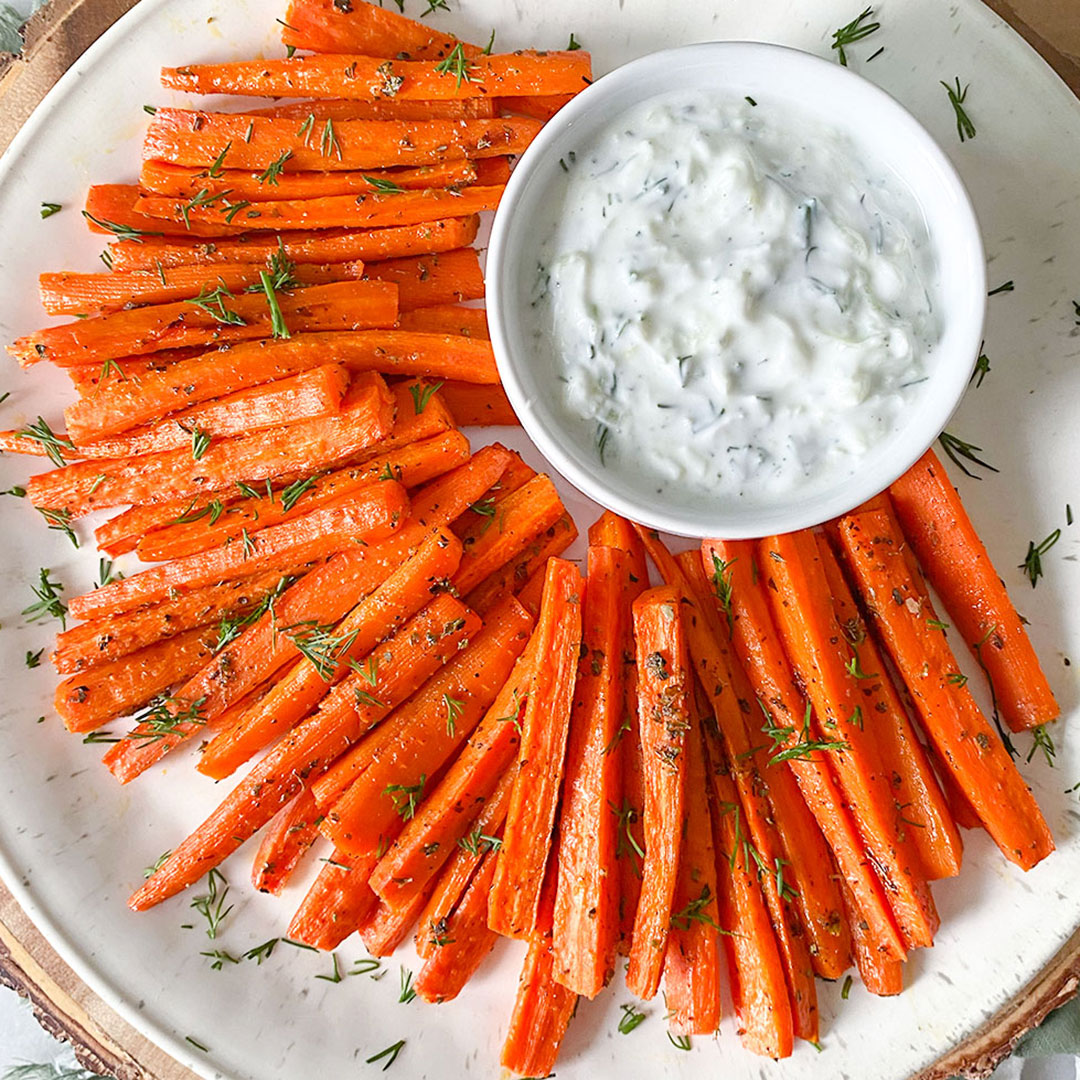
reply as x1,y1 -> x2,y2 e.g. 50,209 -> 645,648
526,91 -> 941,510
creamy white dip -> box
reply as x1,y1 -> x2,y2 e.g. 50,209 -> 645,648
526,92 -> 940,509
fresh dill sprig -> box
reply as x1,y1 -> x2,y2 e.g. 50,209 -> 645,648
127,694 -> 208,743
363,174 -> 405,194
259,269 -> 291,339
938,430 -> 998,480
285,621 -> 359,679
186,282 -> 246,326
23,568 -> 67,628
971,342 -> 991,387
17,417 -> 75,466
37,506 -> 78,548
830,7 -> 880,67
366,1040 -> 406,1071
941,77 -> 976,142
258,149 -> 293,185
409,381 -> 443,414
82,210 -> 163,242
1028,723 -> 1056,766
40,202 -> 62,219
190,868 -> 232,939
1019,529 -> 1061,588
434,42 -> 476,90
618,1003 -> 646,1034
384,774 -> 426,821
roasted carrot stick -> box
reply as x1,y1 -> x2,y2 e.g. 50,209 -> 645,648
396,303 -> 488,339
814,533 -> 963,881
281,0 -> 480,59
663,687 -> 721,1037
196,528 -> 462,779
137,159 -> 476,203
497,93 -> 576,121
84,183 -> 222,238
359,887 -> 434,958
54,627 -> 217,733
12,280 -> 398,368
369,642 -> 533,912
889,449 -> 1059,732
624,585 -> 691,1001
108,216 -> 480,273
702,717 -> 794,1059
414,850 -> 499,1002
762,530 -> 939,951
451,448 -> 535,536
551,544 -> 629,998
130,596 -> 478,911
320,598 -> 533,858
363,249 -> 484,312
287,849 -> 379,950
834,508 -> 1055,871
260,99 -> 496,120
40,262 -> 363,316
841,879 -> 903,996
251,790 -> 322,895
135,186 -> 503,234
488,560 -> 583,938
144,109 -> 541,171
701,537 -> 887,972
439,381 -> 518,426
160,52 -> 593,101
138,430 -> 469,563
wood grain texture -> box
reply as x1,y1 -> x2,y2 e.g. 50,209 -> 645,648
0,1 -> 1074,1078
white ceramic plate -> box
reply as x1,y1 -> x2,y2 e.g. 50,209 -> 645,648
0,2 -> 1077,1079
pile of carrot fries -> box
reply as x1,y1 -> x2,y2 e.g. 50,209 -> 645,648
2,1 -> 1061,1074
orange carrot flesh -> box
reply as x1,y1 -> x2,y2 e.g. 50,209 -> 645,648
701,537 -> 890,972
134,186 -> 503,234
144,109 -> 541,172
497,93 -> 576,121
259,99 -> 496,120
84,183 -> 223,239
761,530 -> 939,952
129,594 -> 478,911
251,790 -> 322,896
108,216 -> 480,273
137,429 -> 469,563
835,508 -> 1055,871
396,303 -> 488,339
369,643 -> 533,912
363,249 -> 485,312
287,849 -> 380,950
450,447 -> 535,535
439,381 -> 518,426
281,0 -> 480,59
196,528 -> 463,779
702,718 -> 795,1060
661,692 -> 722,1037
889,449 -> 1059,732
551,544 -> 629,999
359,886 -> 435,958
160,52 -> 593,101
625,585 -> 690,1001
815,533 -> 963,881
488,559 -> 583,938
13,280 -> 398,368
841,878 -> 904,996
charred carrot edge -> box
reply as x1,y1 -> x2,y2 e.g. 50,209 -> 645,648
834,508 -> 1055,871
108,217 -> 480,273
840,878 -> 904,996
321,597 -> 533,858
363,249 -> 485,312
702,715 -> 795,1060
396,303 -> 488,339
144,109 -> 542,172
662,686 -> 722,1036
287,849 -> 379,950
439,381 -> 518,427
251,789 -> 322,895
160,52 -> 593,102
761,530 -> 939,952
196,528 -> 463,779
281,0 -> 480,59
551,544 -> 628,999
488,559 -> 583,939
624,585 -> 690,1001
129,595 -> 479,911
701,538 -> 891,971
814,533 -> 963,881
889,449 -> 1059,732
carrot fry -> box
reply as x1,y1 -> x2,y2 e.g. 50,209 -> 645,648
54,627 -> 217,733
451,448 -> 535,535
287,849 -> 379,950
439,381 -> 518,426
488,560 -> 583,938
841,879 -> 904,996
396,304 -> 488,339
259,99 -> 495,120
84,183 -> 224,239
359,888 -> 434,958
196,528 -> 463,779
108,216 -> 480,273
624,585 -> 690,1001
662,688 -> 721,1036
815,534 -> 963,881
551,544 -> 629,998
281,0 -> 480,59
320,598 -> 533,858
160,52 -> 593,101
33,373 -> 394,515
134,186 -> 503,233
363,249 -> 485,312
130,595 -> 478,910
137,159 -> 476,204
761,530 -> 939,951
889,449 -> 1060,732
834,508 -> 1055,871
496,93 -> 576,121
72,365 -> 350,460
702,718 -> 794,1060
251,790 -> 322,895
12,280 -> 398,368
144,109 -> 541,171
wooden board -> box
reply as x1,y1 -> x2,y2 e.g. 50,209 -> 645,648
0,1 -> 1075,1077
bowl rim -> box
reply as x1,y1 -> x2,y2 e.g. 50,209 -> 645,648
486,39 -> 987,539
